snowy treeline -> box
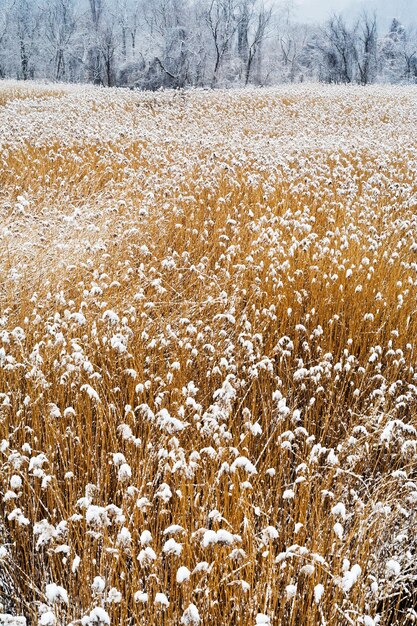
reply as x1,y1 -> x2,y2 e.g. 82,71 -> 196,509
0,0 -> 416,88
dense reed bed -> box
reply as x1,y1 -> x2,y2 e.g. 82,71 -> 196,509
0,81 -> 417,625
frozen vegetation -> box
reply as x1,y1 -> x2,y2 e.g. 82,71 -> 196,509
0,81 -> 417,624
0,0 -> 417,87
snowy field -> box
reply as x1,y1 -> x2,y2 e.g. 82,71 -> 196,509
0,81 -> 417,625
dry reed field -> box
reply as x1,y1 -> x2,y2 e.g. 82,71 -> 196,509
1,81 -> 417,626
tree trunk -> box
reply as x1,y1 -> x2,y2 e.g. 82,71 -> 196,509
20,39 -> 29,80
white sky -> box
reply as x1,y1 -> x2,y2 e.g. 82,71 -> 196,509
295,0 -> 346,21
294,0 -> 417,26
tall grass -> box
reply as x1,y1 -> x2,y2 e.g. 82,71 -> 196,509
0,81 -> 416,626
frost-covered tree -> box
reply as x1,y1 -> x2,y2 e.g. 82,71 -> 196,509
0,0 -> 12,78
379,18 -> 417,83
44,0 -> 78,81
12,0 -> 40,80
304,13 -> 377,85
317,15 -> 357,83
205,0 -> 240,86
122,0 -> 197,89
355,12 -> 377,85
0,0 -> 417,87
245,3 -> 272,84
86,0 -> 105,83
234,0 -> 271,84
274,19 -> 310,83
99,20 -> 118,86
